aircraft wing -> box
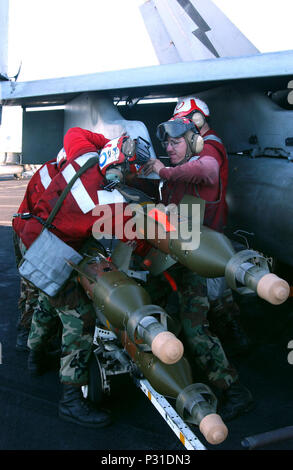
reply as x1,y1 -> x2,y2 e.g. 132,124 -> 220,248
1,50 -> 292,108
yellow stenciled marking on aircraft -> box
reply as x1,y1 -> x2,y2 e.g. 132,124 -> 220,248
179,432 -> 185,445
148,391 -> 152,401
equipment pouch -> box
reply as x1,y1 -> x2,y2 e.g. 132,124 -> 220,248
18,228 -> 83,297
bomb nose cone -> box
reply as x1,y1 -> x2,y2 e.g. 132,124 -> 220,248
210,429 -> 228,445
257,273 -> 290,305
275,285 -> 290,301
163,338 -> 184,363
151,332 -> 184,364
199,413 -> 228,445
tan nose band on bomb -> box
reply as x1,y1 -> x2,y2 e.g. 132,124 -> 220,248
199,413 -> 228,445
151,331 -> 184,364
257,273 -> 290,305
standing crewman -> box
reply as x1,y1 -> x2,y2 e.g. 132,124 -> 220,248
171,97 -> 250,357
143,100 -> 253,421
13,148 -> 67,351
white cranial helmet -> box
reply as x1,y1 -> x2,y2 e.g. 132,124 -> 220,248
173,96 -> 210,129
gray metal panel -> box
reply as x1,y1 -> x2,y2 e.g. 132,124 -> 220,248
64,92 -> 174,155
22,109 -> 64,164
64,93 -> 156,156
226,154 -> 293,266
192,85 -> 293,159
1,51 -> 293,107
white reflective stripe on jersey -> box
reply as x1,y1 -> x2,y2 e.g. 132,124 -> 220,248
203,134 -> 223,144
62,164 -> 96,214
97,189 -> 126,205
39,165 -> 52,189
75,152 -> 99,167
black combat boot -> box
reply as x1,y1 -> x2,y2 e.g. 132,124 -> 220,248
27,347 -> 49,377
58,385 -> 112,428
219,380 -> 255,422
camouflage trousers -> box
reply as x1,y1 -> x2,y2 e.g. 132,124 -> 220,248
146,264 -> 238,391
28,275 -> 96,386
17,278 -> 40,329
12,230 -> 38,331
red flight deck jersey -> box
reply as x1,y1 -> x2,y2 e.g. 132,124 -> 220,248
158,129 -> 229,233
15,127 -> 149,254
12,158 -> 59,235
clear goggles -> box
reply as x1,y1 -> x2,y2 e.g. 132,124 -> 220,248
156,119 -> 198,142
